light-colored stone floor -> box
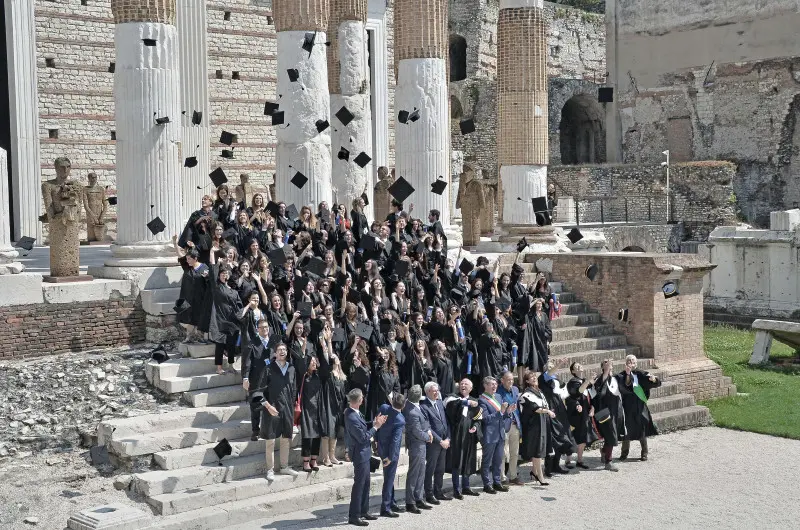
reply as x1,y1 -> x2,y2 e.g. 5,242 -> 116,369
17,244 -> 111,274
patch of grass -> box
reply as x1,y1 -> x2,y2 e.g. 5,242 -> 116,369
701,325 -> 800,440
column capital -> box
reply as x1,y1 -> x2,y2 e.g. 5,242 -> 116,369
274,0 -> 330,32
111,0 -> 176,25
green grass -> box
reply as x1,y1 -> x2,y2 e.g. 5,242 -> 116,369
701,325 -> 800,440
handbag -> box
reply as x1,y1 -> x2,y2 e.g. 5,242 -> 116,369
594,407 -> 611,424
294,377 -> 305,426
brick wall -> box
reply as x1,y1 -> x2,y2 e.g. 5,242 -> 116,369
0,299 -> 146,360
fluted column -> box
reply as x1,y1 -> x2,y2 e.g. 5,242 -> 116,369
274,0 -> 332,209
0,149 -> 23,274
394,0 -> 450,224
328,0 -> 372,207
497,0 -> 548,225
108,0 -> 182,266
5,0 -> 42,243
177,0 -> 210,221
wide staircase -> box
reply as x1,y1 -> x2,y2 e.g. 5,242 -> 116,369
97,262 -> 711,529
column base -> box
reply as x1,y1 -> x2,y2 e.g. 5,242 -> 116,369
475,224 -> 570,253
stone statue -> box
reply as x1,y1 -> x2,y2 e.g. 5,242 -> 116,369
479,171 -> 496,236
547,182 -> 558,222
41,157 -> 83,278
456,164 -> 486,247
373,166 -> 394,223
234,173 -> 254,205
83,172 -> 107,242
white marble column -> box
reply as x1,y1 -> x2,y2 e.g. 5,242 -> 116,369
177,0 -> 210,221
0,149 -> 23,274
5,0 -> 42,242
108,2 -> 182,266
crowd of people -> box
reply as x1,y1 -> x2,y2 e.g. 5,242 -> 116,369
172,185 -> 662,526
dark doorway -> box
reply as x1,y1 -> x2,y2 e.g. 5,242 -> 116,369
0,7 -> 13,237
449,35 -> 467,82
622,246 -> 646,252
559,95 -> 605,165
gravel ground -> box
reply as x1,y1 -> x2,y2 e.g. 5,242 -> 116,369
228,427 -> 800,530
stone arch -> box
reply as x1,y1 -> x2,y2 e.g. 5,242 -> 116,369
621,245 -> 646,252
548,79 -> 606,165
559,95 -> 605,164
450,94 -> 463,119
449,34 -> 467,82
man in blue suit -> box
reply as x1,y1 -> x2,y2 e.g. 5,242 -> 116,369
375,393 -> 407,518
402,384 -> 433,514
497,370 -> 523,485
478,376 -> 513,494
420,381 -> 452,504
344,388 -> 387,527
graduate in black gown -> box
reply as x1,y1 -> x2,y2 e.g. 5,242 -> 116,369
208,257 -> 243,375
519,370 -> 554,486
521,297 -> 551,373
617,354 -> 661,461
255,343 -> 298,479
476,321 -> 507,380
444,378 -> 483,498
565,362 -> 596,469
593,359 -> 625,471
176,248 -> 211,343
299,355 -> 328,472
367,347 -> 401,420
539,362 -> 576,476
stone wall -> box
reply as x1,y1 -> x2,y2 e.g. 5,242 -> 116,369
549,161 -> 737,241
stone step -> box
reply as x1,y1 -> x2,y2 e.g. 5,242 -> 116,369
552,324 -> 615,342
141,287 -> 181,305
154,371 -> 243,394
650,381 -> 680,399
97,405 -> 249,445
558,302 -> 588,315
549,312 -> 601,329
548,346 -> 642,370
646,393 -> 696,415
652,405 -> 711,432
551,358 -> 657,383
107,419 -> 253,458
178,342 -> 217,359
155,438 -> 267,470
146,357 -> 219,381
183,385 -> 247,408
549,334 -> 628,356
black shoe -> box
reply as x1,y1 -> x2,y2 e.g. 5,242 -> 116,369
361,514 -> 378,521
250,433 -> 259,441
406,504 -> 421,514
380,511 -> 399,518
390,503 -> 405,513
641,454 -> 648,461
425,496 -> 440,505
564,463 -> 575,469
348,518 -> 369,527
544,469 -> 553,478
576,461 -> 590,470
493,483 -> 509,492
463,488 -> 480,496
435,493 -> 452,501
619,453 -> 629,461
483,486 -> 497,494
554,465 -> 569,474
416,501 -> 433,510
453,491 -> 464,500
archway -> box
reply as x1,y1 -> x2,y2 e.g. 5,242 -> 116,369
449,35 -> 467,82
621,245 -> 646,252
559,95 -> 605,164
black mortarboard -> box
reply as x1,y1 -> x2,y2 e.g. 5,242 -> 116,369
210,167 -> 227,187
355,322 -> 373,341
213,439 -> 232,461
532,196 -> 548,213
266,201 -> 280,218
450,287 -> 465,300
430,178 -> 447,195
192,111 -> 203,125
585,264 -> 599,281
497,299 -> 512,312
459,259 -> 475,275
184,156 -> 198,168
154,115 -> 170,125
286,204 -> 299,221
147,217 -> 166,235
567,228 -> 583,244
315,119 -> 329,133
297,301 -> 313,317
398,110 -> 410,124
394,260 -> 409,278
408,109 -> 420,122
107,196 -> 118,206
414,241 -> 425,255
287,69 -> 300,82
305,257 -> 327,277
108,62 -> 116,73
222,228 -> 237,241
475,268 -> 491,284
360,291 -> 374,306
516,238 -> 528,253
294,275 -> 310,293
151,346 -> 169,364
221,149 -> 235,159
535,211 -> 552,227
310,317 -> 324,337
332,327 -> 347,343
142,38 -> 157,47
359,232 -> 376,251
338,147 -> 350,161
267,247 -> 287,265
354,152 -> 371,168
15,236 -> 35,252
460,119 -> 475,135
618,308 -> 629,322
387,176 -> 414,203
360,192 -> 369,206
335,106 -> 355,126
291,171 -> 308,189
346,289 -> 361,304
662,281 -> 678,298
271,111 -> 285,126
302,32 -> 316,54
264,101 -> 280,116
219,131 -> 236,146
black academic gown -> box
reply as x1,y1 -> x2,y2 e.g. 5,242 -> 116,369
617,370 -> 661,440
403,354 -> 436,393
521,310 -> 551,371
477,334 -> 506,379
593,374 -> 625,446
176,257 -> 211,333
256,360 -> 296,440
433,355 -> 455,395
367,360 -> 401,420
566,377 -> 597,446
299,368 -> 327,440
538,373 -> 576,455
445,396 -> 482,476
209,265 -> 243,345
519,388 -> 550,460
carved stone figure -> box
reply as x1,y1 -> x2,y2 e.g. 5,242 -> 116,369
547,182 -> 558,222
41,157 -> 83,278
83,172 -> 107,242
456,164 -> 486,247
373,166 -> 394,223
480,173 -> 496,236
235,173 -> 254,205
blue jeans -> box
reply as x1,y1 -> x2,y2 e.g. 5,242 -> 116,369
451,473 -> 471,494
481,441 -> 504,487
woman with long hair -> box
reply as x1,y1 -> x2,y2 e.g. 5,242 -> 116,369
294,205 -> 318,233
208,253 -> 243,375
299,355 -> 325,472
234,209 -> 257,256
213,184 -> 237,229
247,192 -> 269,231
405,338 -> 436,392
539,360 -> 577,476
367,347 -> 401,420
565,362 -> 595,469
234,260 -> 258,303
175,246 -> 211,343
593,358 -> 625,472
519,370 -> 555,486
287,311 -> 316,382
430,340 -> 455,395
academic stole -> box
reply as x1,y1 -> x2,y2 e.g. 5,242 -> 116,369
632,373 -> 648,404
482,393 -> 502,413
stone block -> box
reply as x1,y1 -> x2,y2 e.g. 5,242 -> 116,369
42,279 -> 132,304
88,266 -> 183,294
750,330 -> 773,364
66,503 -> 149,530
769,209 -> 800,231
0,273 -> 44,306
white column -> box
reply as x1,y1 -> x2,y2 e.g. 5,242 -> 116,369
5,0 -> 42,242
275,31 -> 332,209
365,5 -> 389,221
108,22 -> 182,266
177,0 -> 210,221
501,166 -> 547,225
395,58 -> 450,222
0,148 -> 22,274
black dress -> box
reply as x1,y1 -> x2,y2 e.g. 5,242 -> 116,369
299,369 -> 327,440
176,257 -> 211,333
617,370 -> 661,440
566,376 -> 597,446
257,361 -> 296,440
538,373 -> 576,455
521,310 -> 551,371
477,333 -> 506,379
593,374 -> 625,446
367,360 -> 400,420
519,388 -> 550,460
444,396 -> 482,476
208,264 -> 243,346
433,355 -> 455,395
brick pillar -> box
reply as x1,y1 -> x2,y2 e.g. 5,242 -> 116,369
497,0 -> 548,226
328,0 -> 372,208
394,0 -> 450,225
108,0 -> 182,266
273,0 -> 333,209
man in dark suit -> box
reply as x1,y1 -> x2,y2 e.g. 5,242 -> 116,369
376,394 -> 407,518
402,385 -> 433,514
427,209 -> 447,252
241,319 -> 273,441
344,388 -> 387,526
478,376 -> 512,494
420,382 -> 452,505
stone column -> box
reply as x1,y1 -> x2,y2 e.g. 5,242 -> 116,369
497,0 -> 548,226
0,149 -> 23,274
394,0 -> 450,224
274,0 -> 332,209
108,0 -> 182,266
177,0 -> 210,221
328,0 -> 372,207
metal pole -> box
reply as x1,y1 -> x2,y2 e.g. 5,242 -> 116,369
665,151 -> 670,222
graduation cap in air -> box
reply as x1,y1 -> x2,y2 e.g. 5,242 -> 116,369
398,108 -> 420,124
497,299 -> 512,312
266,201 -> 280,218
338,147 -> 350,161
184,156 -> 198,168
154,113 -> 170,125
147,216 -> 166,236
335,106 -> 355,127
567,228 -> 583,244
287,69 -> 300,83
150,345 -> 169,364
108,62 -> 116,73
532,196 -> 548,214
107,196 -> 118,206
191,111 -> 203,126
267,247 -> 288,266
346,289 -> 362,305
431,177 -> 447,195
305,257 -> 327,278
475,268 -> 491,284
517,238 -> 528,253
359,232 -> 377,251
354,152 -> 372,169
332,327 -> 347,343
286,204 -> 300,222
219,131 -> 236,146
394,260 -> 410,278
387,176 -> 414,203
213,438 -> 233,463
271,112 -> 285,126
142,38 -> 157,47
459,258 -> 475,275
302,32 -> 316,54
297,300 -> 313,318
618,308 -> 629,322
210,167 -> 228,188
413,241 -> 426,256
221,149 -> 235,159
460,119 -> 475,135
585,264 -> 599,281
310,317 -> 324,338
662,281 -> 678,298
264,101 -> 280,116
291,171 -> 308,189
355,322 -> 374,341
294,274 -> 310,292
360,192 -> 369,206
